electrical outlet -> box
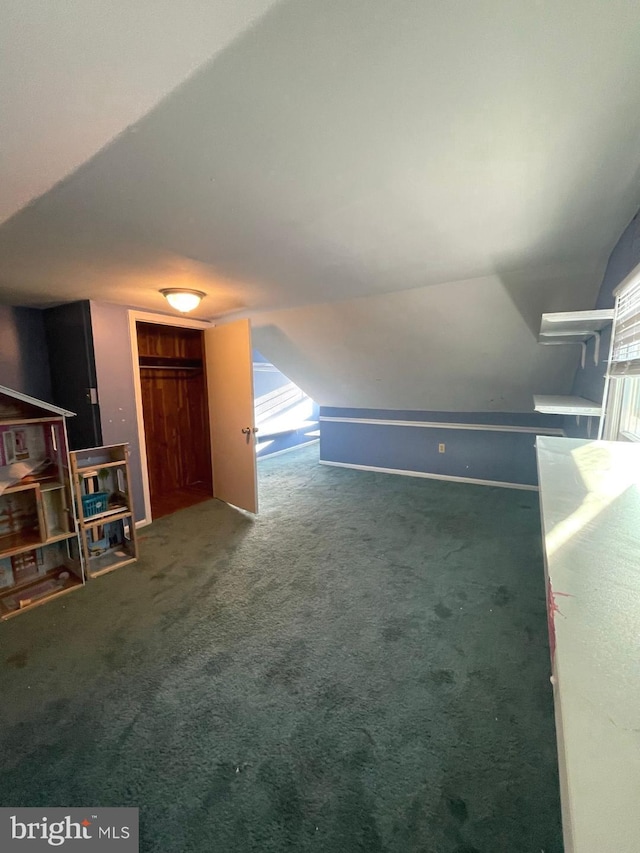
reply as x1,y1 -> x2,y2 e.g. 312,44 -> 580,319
438,443 -> 446,453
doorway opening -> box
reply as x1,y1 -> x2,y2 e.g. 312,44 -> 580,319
137,321 -> 213,519
253,350 -> 319,459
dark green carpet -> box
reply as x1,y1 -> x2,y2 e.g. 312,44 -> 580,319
0,444 -> 562,852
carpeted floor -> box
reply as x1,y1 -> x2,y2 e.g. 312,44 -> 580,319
0,444 -> 562,852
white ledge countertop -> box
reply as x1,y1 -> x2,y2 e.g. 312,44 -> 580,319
536,436 -> 640,853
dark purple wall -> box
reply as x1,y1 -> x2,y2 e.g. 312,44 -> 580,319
0,305 -> 52,402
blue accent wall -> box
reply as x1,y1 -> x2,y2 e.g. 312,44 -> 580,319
568,210 -> 640,438
0,305 -> 52,402
320,408 -> 561,487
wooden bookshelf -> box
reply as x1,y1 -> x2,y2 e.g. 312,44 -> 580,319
82,508 -> 132,528
75,460 -> 129,475
70,444 -> 138,579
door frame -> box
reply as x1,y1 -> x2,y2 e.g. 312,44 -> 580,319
128,309 -> 213,525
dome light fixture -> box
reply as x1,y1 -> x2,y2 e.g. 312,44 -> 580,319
160,288 -> 206,313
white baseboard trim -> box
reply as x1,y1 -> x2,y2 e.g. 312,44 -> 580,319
257,439 -> 319,461
319,416 -> 564,436
318,459 -> 538,491
135,518 -> 152,529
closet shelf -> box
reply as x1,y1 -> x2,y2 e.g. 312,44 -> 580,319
139,355 -> 202,371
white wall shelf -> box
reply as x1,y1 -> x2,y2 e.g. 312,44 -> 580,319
538,309 -> 614,339
533,309 -> 613,433
538,309 -> 614,367
533,395 -> 602,417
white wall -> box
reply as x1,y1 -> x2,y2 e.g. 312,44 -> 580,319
251,267 -> 601,412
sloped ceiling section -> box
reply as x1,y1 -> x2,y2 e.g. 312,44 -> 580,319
250,265 -> 600,412
1,0 -> 640,411
0,0 -> 281,224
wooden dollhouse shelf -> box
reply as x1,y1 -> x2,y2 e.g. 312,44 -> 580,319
0,530 -> 43,558
0,529 -> 76,560
0,568 -> 83,619
4,482 -> 42,495
1,563 -> 77,599
40,482 -> 65,491
45,530 -> 77,545
4,479 -> 64,494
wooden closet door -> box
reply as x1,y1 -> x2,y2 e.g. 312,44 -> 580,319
139,372 -> 183,498
137,323 -> 212,509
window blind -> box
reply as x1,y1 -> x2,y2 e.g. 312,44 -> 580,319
610,278 -> 640,376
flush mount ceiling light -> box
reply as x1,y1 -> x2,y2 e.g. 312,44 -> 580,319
160,288 -> 206,313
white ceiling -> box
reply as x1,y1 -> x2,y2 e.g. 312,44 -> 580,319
1,0 -> 640,410
0,0 -> 281,225
1,0 -> 639,316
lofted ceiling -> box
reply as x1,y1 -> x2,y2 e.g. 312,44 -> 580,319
0,0 -> 281,226
1,0 -> 640,410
